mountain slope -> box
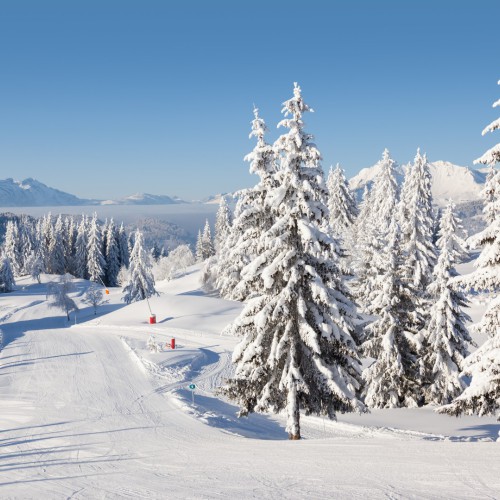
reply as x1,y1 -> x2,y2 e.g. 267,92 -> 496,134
0,178 -> 94,206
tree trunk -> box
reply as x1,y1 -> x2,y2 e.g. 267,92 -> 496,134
286,381 -> 301,440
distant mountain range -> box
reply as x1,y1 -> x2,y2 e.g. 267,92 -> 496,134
0,161 -> 489,207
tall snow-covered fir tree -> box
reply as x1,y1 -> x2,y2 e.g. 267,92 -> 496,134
369,149 -> 399,237
398,149 -> 437,292
215,106 -> 276,301
214,196 -> 232,252
49,215 -> 66,275
421,202 -> 473,405
201,220 -> 215,260
354,149 -> 400,313
86,214 -> 106,283
122,230 -> 158,304
219,83 -> 365,440
0,255 -> 15,293
361,221 -> 423,408
3,221 -> 22,276
326,164 -> 358,241
439,80 -> 500,419
117,222 -> 130,269
104,219 -> 120,287
195,229 -> 204,262
74,216 -> 89,279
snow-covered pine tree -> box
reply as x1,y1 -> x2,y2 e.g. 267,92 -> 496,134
122,230 -> 158,304
438,80 -> 500,419
436,200 -> 469,263
421,203 -> 473,405
0,256 -> 15,293
117,222 -> 130,269
49,215 -> 66,275
352,185 -> 375,311
354,150 -> 400,313
398,149 -> 437,292
86,213 -> 106,284
25,251 -> 44,284
3,221 -> 22,276
195,229 -> 204,262
201,220 -> 215,260
19,215 -> 35,275
361,221 -> 423,408
220,83 -> 365,440
326,163 -> 358,241
214,196 -> 232,252
369,149 -> 399,237
74,216 -> 89,279
473,79 -> 500,169
64,216 -> 77,274
104,219 -> 120,287
215,107 -> 276,301
40,213 -> 53,273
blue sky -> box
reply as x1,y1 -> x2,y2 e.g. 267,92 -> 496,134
0,0 -> 499,200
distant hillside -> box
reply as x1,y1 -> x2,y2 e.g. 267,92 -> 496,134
0,178 -> 94,207
349,161 -> 486,206
101,193 -> 187,205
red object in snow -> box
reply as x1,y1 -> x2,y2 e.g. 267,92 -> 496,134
149,314 -> 156,324
171,338 -> 175,349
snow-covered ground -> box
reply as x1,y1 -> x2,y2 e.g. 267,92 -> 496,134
1,266 -> 499,498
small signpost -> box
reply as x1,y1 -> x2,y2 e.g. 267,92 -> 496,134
188,383 -> 196,404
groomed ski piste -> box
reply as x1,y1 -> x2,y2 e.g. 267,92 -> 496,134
1,263 -> 499,499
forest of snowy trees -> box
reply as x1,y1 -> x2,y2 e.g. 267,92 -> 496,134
0,212 -> 159,307
203,81 -> 500,438
1,80 -> 499,439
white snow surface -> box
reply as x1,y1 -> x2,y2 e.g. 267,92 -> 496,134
350,160 -> 487,205
1,265 -> 499,498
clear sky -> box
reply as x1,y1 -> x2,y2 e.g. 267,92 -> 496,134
0,0 -> 499,201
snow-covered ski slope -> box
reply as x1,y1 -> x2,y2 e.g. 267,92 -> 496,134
1,265 -> 499,498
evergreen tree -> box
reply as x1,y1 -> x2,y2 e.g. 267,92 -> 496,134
195,229 -> 204,262
25,251 -> 44,284
398,149 -> 437,291
369,149 -> 399,237
65,216 -> 77,274
354,150 -> 400,313
214,196 -> 232,252
220,83 -> 365,440
86,214 -> 106,283
49,215 -> 66,275
0,256 -> 15,292
104,219 -> 120,287
435,200 -> 469,263
3,221 -> 22,276
326,163 -> 358,239
215,107 -> 276,301
421,203 -> 473,405
118,222 -> 130,269
19,215 -> 35,275
74,216 -> 89,279
362,221 -> 422,408
439,80 -> 500,419
201,220 -> 215,260
473,78 -> 500,168
40,213 -> 54,273
122,230 -> 158,303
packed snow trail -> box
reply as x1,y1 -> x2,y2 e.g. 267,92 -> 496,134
0,277 -> 500,498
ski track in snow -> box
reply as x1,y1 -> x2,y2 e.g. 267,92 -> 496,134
0,275 -> 499,498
